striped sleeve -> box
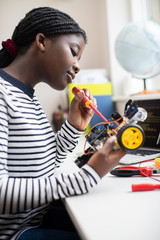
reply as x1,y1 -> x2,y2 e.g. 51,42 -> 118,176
54,119 -> 83,166
0,165 -> 100,214
50,165 -> 100,199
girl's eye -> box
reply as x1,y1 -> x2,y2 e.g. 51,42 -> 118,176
71,49 -> 77,57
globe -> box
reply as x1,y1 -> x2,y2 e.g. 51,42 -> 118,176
115,20 -> 160,79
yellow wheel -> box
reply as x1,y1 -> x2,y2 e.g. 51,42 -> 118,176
117,124 -> 145,151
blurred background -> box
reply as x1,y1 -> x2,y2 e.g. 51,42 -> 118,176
0,0 -> 159,130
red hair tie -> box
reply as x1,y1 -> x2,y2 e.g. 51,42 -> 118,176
2,39 -> 17,58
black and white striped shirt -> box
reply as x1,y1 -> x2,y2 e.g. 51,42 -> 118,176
0,69 -> 100,240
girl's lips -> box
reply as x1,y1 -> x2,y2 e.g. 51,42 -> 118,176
66,72 -> 75,83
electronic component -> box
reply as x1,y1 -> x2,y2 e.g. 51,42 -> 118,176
72,87 -> 147,168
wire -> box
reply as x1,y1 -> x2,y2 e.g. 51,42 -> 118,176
83,114 -> 125,155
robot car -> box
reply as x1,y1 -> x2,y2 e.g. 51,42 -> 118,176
75,99 -> 147,168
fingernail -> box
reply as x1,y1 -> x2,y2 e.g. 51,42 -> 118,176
108,136 -> 116,143
78,92 -> 83,98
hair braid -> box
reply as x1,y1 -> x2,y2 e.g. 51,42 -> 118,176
0,7 -> 87,68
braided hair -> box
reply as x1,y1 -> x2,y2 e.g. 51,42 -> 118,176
0,7 -> 87,68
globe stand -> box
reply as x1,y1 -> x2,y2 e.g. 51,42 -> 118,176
136,78 -> 160,95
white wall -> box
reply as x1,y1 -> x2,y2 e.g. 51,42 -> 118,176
105,0 -> 132,97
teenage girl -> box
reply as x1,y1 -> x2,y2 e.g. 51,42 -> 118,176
0,7 -> 126,240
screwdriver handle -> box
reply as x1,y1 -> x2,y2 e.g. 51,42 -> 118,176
72,86 -> 108,122
132,183 -> 160,192
72,86 -> 93,108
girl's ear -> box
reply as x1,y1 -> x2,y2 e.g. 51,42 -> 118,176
35,33 -> 46,52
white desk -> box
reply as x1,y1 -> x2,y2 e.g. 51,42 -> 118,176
64,171 -> 160,240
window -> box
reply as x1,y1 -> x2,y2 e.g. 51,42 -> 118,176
146,0 -> 160,23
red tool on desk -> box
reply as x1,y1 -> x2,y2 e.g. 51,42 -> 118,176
132,183 -> 160,191
72,86 -> 108,122
110,164 -> 160,191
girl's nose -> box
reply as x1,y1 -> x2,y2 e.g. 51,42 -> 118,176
73,62 -> 80,74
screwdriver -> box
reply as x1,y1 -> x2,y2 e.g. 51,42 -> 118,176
72,86 -> 108,122
132,183 -> 160,191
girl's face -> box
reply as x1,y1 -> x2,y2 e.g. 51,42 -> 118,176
39,34 -> 85,90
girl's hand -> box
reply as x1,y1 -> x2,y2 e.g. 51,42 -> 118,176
87,136 -> 126,178
68,88 -> 97,131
